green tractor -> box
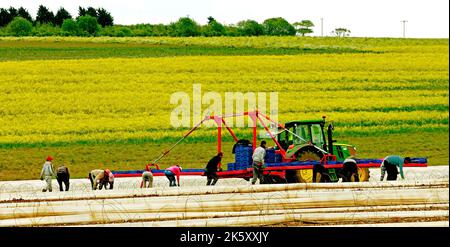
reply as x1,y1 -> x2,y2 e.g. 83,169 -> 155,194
275,116 -> 370,183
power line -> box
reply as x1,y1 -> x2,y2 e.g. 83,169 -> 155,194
401,20 -> 408,38
321,18 -> 323,37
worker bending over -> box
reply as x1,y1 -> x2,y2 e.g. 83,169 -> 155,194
40,156 -> 55,192
89,169 -> 113,190
313,162 -> 331,183
103,169 -> 114,189
339,158 -> 359,182
165,165 -> 182,187
141,164 -> 154,188
56,164 -> 70,191
251,141 -> 267,185
380,155 -> 410,181
204,152 -> 223,186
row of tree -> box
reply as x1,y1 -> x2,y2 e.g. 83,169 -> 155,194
0,5 -> 351,37
0,6 -> 113,27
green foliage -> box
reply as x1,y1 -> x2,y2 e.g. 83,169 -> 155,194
86,7 -> 98,18
17,7 -> 33,22
32,22 -> 61,36
97,8 -> 114,27
36,5 -> 54,25
8,7 -> 17,18
54,7 -> 72,26
0,8 -> 12,27
77,15 -> 100,36
100,26 -> 133,37
0,26 -> 7,36
115,27 -> 133,37
294,20 -> 314,36
237,20 -> 264,36
7,17 -> 32,36
333,28 -> 351,37
202,16 -> 225,36
129,24 -> 153,37
0,5 -> 334,38
78,7 -> 87,19
224,25 -> 240,37
171,17 -> 200,37
151,24 -> 171,36
61,19 -> 79,36
263,17 -> 296,36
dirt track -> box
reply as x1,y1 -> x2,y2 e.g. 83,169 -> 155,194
0,167 -> 448,227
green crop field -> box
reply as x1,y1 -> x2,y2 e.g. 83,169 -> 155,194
0,36 -> 448,180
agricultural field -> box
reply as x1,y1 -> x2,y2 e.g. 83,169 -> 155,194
0,167 -> 448,226
0,36 -> 448,180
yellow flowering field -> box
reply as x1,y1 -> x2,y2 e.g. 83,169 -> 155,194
0,36 -> 448,179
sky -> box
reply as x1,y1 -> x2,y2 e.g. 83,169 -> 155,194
1,0 -> 448,38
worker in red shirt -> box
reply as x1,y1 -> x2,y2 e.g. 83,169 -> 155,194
165,165 -> 182,187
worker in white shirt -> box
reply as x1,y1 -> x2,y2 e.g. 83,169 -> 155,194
251,140 -> 267,185
40,156 -> 55,192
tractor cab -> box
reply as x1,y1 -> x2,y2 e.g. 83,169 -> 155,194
277,119 -> 327,151
276,116 -> 356,161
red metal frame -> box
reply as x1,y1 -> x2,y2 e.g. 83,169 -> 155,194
206,110 -> 287,156
139,110 -> 428,181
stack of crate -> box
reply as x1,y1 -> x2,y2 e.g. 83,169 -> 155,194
265,148 -> 283,163
235,145 -> 253,170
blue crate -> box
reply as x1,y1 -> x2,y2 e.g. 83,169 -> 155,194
235,145 -> 253,166
227,163 -> 235,171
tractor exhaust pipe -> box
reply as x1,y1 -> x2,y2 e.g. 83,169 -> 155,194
327,123 -> 334,155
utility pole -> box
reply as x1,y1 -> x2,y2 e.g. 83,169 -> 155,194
321,18 -> 324,37
401,20 -> 408,38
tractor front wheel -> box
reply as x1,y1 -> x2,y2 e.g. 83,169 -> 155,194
358,167 -> 370,182
297,169 -> 314,183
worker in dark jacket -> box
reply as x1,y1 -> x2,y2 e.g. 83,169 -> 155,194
338,158 -> 359,182
204,152 -> 223,186
56,164 -> 70,191
313,162 -> 331,183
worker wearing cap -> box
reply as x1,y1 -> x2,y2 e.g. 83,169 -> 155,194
380,155 -> 411,181
165,165 -> 182,187
141,164 -> 154,188
40,156 -> 56,192
56,164 -> 70,191
205,152 -> 223,186
339,158 -> 359,182
251,141 -> 267,185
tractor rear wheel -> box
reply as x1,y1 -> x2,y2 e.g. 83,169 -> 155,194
358,167 -> 370,182
290,148 -> 324,183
